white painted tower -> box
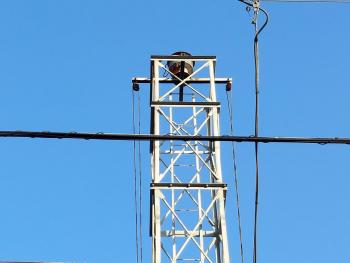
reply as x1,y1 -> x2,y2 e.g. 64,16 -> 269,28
135,53 -> 231,263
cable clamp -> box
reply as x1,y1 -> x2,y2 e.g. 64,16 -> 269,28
253,0 -> 260,9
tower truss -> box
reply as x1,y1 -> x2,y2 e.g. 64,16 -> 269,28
136,54 -> 231,263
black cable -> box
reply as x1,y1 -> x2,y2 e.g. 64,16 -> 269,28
253,6 -> 269,263
253,18 -> 260,263
238,1 -> 269,263
1,130 -> 350,144
262,0 -> 350,3
132,89 -> 139,263
253,5 -> 269,263
226,90 -> 245,263
137,90 -> 143,263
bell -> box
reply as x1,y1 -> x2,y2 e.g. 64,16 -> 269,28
167,51 -> 194,101
167,51 -> 195,80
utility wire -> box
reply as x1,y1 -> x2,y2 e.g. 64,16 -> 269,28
137,90 -> 143,263
253,5 -> 269,263
238,1 -> 269,263
261,0 -> 350,3
253,8 -> 260,263
132,89 -> 140,263
226,90 -> 245,263
0,130 -> 350,144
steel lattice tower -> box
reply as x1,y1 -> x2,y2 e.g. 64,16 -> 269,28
136,53 -> 231,263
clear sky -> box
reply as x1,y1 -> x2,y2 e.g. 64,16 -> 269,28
0,0 -> 349,262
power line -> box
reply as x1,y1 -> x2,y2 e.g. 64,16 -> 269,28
238,1 -> 269,262
261,0 -> 350,3
1,130 -> 350,144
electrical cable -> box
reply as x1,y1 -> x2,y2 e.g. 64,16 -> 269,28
253,11 -> 260,263
261,0 -> 350,3
0,130 -> 349,144
253,6 -> 269,263
137,90 -> 143,263
132,89 -> 140,263
226,90 -> 245,263
254,6 -> 268,263
238,1 -> 269,263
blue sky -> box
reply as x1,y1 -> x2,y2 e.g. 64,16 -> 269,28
0,0 -> 349,262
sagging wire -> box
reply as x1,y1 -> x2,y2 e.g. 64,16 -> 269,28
238,1 -> 269,263
226,89 -> 245,263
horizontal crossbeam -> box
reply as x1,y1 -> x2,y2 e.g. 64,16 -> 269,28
151,55 -> 216,60
133,77 -> 231,84
151,101 -> 220,107
161,230 -> 218,237
151,183 -> 227,189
